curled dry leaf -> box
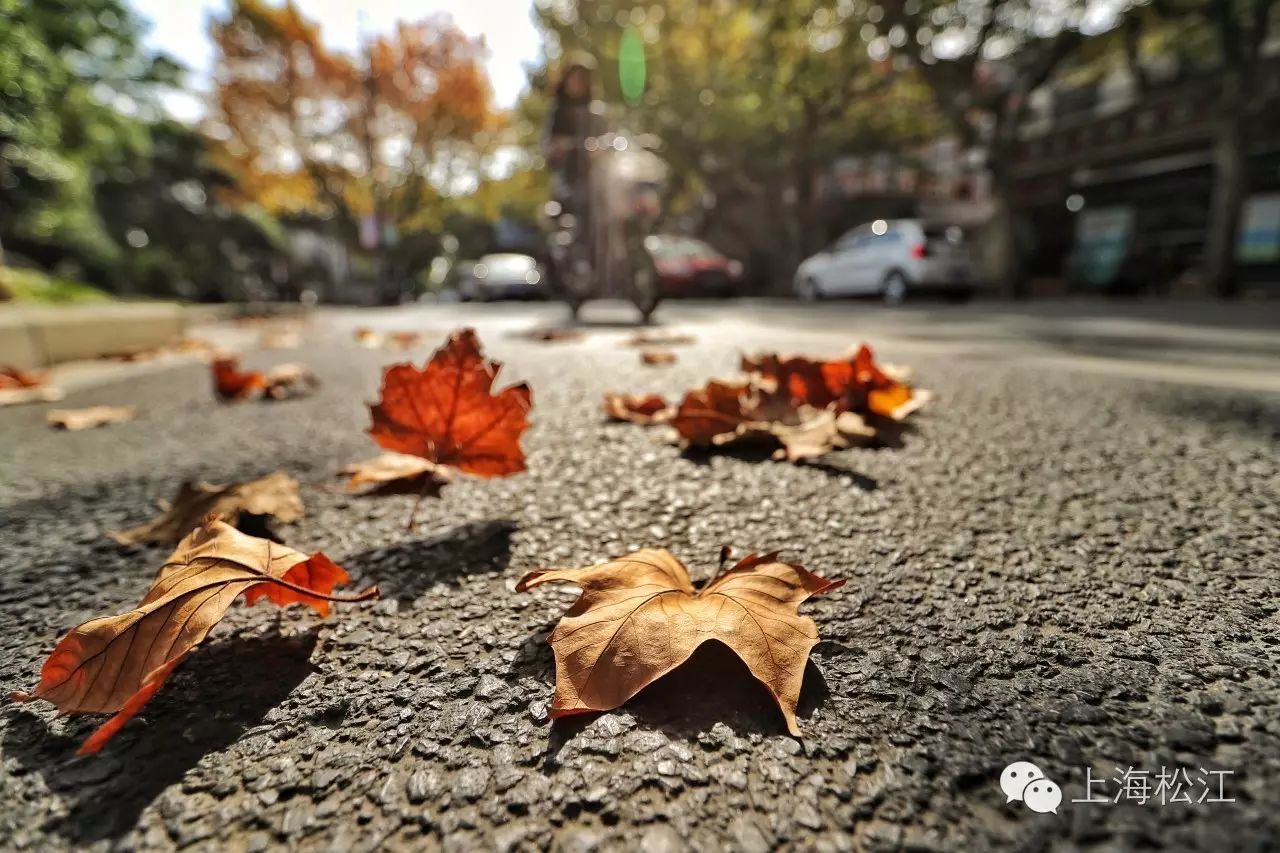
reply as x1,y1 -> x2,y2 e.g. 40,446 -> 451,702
602,393 -> 673,424
12,519 -> 377,754
0,365 -> 63,406
212,358 -> 317,402
354,328 -> 421,350
670,382 -> 876,461
742,343 -> 931,421
47,405 -> 137,431
369,328 -> 531,477
522,327 -> 583,343
640,349 -> 677,366
261,363 -> 319,400
259,328 -> 301,350
387,331 -> 422,350
342,453 -> 452,496
518,548 -> 843,735
111,470 -> 304,546
624,331 -> 696,348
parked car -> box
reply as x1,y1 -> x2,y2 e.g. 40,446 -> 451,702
456,254 -> 547,301
794,219 -> 978,303
645,235 -> 744,297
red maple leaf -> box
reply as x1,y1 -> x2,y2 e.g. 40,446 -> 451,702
368,328 -> 531,477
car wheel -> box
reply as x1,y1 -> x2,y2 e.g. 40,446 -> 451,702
798,276 -> 824,301
882,271 -> 908,305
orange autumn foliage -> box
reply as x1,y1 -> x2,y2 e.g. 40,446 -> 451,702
368,329 -> 531,477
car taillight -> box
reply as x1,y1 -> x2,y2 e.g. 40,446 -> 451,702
911,243 -> 928,259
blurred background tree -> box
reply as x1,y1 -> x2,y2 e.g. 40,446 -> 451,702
525,0 -> 940,290
206,0 -> 501,300
0,0 -> 282,301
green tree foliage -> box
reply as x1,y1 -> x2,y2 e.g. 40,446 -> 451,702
0,0 -> 156,279
527,0 -> 940,287
0,0 -> 281,299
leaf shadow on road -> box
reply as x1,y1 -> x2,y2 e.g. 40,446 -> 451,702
678,446 -> 881,491
523,640 -> 832,773
345,518 -> 516,603
2,628 -> 319,845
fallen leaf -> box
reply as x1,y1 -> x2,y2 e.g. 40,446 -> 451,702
522,327 -> 583,343
387,331 -> 422,350
603,393 -> 672,424
354,327 -> 383,348
170,337 -> 224,358
742,344 -> 931,421
0,366 -> 63,406
212,358 -> 317,402
369,328 -> 531,477
354,328 -> 421,350
47,405 -> 137,431
212,357 -> 266,400
640,349 -> 677,366
259,328 -> 301,349
670,383 -> 877,461
624,331 -> 696,347
111,471 -> 304,546
261,363 -> 319,400
342,453 -> 452,496
0,365 -> 49,389
12,519 -> 377,754
517,548 -> 843,735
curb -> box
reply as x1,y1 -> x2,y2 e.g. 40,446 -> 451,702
0,302 -> 307,370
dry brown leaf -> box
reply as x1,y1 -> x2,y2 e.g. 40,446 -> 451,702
12,519 -> 377,754
342,453 -> 452,496
602,393 -> 673,424
624,331 -> 696,348
517,548 -> 843,735
670,382 -> 877,461
387,331 -> 422,350
522,327 -> 584,343
111,471 -> 304,546
742,343 -> 931,421
1,365 -> 50,390
354,327 -> 383,348
640,349 -> 677,366
0,386 -> 64,406
259,328 -> 301,349
0,366 -> 63,406
212,358 -> 317,402
262,363 -> 319,400
354,328 -> 421,350
47,405 -> 137,431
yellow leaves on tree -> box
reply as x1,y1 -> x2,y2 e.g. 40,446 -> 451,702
207,1 -> 497,236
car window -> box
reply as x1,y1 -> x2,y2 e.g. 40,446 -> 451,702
835,230 -> 864,251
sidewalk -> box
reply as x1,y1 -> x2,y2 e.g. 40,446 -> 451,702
0,303 -> 302,370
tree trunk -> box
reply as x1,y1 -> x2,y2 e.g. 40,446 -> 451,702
1203,73 -> 1247,298
985,163 -> 1027,299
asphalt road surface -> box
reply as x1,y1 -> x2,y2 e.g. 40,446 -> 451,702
2,298 -> 1278,852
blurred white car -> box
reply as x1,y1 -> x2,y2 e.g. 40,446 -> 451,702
456,253 -> 547,301
794,219 -> 978,303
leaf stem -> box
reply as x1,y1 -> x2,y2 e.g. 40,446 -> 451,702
260,575 -> 380,603
404,475 -> 435,532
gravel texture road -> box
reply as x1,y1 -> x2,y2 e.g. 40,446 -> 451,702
2,302 -> 1278,852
